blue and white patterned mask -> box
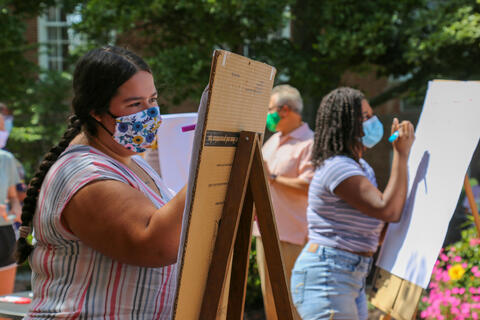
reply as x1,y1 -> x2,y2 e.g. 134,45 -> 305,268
362,115 -> 383,148
108,106 -> 162,153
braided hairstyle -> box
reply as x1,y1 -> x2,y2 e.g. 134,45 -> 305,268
16,46 -> 151,263
311,87 -> 365,168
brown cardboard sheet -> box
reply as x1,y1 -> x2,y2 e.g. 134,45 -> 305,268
172,50 -> 276,319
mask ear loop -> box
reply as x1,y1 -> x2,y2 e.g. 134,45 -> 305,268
90,115 -> 115,136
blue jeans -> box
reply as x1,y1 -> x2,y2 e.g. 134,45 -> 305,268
290,243 -> 373,320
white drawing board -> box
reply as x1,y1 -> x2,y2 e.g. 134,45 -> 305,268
377,80 -> 480,288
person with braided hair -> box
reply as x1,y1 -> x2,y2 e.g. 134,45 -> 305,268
290,87 -> 415,320
16,46 -> 187,319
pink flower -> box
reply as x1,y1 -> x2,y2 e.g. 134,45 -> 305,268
453,256 -> 462,262
440,253 -> 449,262
470,238 -> 480,246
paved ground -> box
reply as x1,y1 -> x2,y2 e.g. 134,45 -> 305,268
15,268 -> 390,319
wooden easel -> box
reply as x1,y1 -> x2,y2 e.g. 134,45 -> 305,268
199,131 -> 294,320
463,174 -> 480,237
378,173 -> 480,320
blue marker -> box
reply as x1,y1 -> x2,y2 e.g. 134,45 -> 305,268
388,131 -> 399,143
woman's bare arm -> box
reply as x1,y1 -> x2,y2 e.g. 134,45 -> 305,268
62,181 -> 187,267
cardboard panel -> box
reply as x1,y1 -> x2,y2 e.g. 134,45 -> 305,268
172,50 -> 276,319
370,268 -> 423,320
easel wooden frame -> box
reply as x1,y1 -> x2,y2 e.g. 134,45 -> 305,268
199,131 -> 294,320
376,173 -> 480,320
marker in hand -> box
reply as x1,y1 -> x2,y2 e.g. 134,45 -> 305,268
388,131 -> 399,143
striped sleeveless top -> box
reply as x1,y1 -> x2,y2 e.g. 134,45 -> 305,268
307,155 -> 385,252
26,145 -> 177,319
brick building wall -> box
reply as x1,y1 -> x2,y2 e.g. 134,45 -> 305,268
24,17 -> 38,64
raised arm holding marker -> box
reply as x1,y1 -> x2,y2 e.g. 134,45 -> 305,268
388,131 -> 399,143
181,124 -> 196,132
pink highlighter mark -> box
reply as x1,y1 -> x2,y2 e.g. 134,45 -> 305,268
181,124 -> 196,132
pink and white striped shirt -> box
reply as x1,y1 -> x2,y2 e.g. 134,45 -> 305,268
26,145 -> 177,319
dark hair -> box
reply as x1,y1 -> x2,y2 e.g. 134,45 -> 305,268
16,46 -> 151,263
311,87 -> 365,168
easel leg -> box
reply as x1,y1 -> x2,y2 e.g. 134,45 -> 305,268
464,174 -> 480,236
249,138 -> 294,320
226,185 -> 255,320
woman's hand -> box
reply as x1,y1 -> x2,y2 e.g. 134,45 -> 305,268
391,118 -> 415,157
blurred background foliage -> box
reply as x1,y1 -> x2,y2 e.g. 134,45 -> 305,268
2,0 -> 480,313
2,0 -> 479,176
2,0 -> 480,174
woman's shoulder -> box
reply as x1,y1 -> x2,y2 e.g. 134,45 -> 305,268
60,144 -> 120,166
322,155 -> 360,170
51,144 -> 124,178
316,155 -> 365,180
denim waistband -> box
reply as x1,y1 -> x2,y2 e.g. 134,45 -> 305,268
305,242 -> 373,264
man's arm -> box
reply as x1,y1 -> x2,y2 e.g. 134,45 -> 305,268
268,175 -> 309,194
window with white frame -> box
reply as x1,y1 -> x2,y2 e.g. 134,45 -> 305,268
37,6 -> 82,71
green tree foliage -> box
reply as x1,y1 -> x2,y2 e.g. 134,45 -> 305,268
8,71 -> 72,175
74,0 -> 290,105
6,0 -> 480,168
68,0 -> 480,118
0,4 -> 36,102
1,1 -> 73,175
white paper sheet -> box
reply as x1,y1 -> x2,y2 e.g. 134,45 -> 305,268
376,80 -> 480,288
156,113 -> 197,192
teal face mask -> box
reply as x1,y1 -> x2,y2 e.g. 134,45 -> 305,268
266,112 -> 280,132
362,115 -> 384,148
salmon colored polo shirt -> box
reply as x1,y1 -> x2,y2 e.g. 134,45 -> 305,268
253,122 -> 314,245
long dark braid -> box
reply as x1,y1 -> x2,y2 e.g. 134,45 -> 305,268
16,115 -> 82,263
15,46 -> 151,264
311,87 -> 364,168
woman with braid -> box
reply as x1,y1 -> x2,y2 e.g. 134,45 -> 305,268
290,87 -> 415,320
16,46 -> 187,319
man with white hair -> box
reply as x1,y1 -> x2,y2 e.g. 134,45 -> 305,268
253,84 -> 314,320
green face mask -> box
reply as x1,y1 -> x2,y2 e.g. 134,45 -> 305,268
266,112 -> 281,132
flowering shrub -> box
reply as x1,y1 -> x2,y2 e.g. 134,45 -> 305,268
420,227 -> 480,319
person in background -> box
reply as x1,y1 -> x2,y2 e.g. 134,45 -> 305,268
0,103 -> 13,133
0,105 -> 12,149
253,84 -> 314,320
0,114 -> 21,294
291,87 -> 415,320
16,46 -> 187,319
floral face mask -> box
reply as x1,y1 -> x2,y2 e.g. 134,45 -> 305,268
101,106 -> 162,153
